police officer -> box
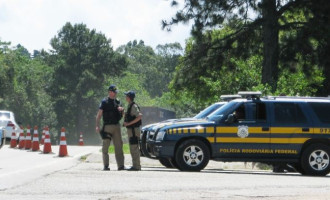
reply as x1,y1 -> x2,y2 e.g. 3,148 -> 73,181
96,85 -> 125,171
123,91 -> 142,171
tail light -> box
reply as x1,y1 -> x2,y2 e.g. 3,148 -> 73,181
7,121 -> 15,128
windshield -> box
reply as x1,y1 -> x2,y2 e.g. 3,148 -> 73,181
207,101 -> 238,121
0,112 -> 10,120
194,103 -> 225,119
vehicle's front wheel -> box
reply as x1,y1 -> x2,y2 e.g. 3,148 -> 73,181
159,158 -> 174,168
301,143 -> 330,176
175,139 -> 210,171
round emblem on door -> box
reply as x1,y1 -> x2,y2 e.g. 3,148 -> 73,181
237,125 -> 249,138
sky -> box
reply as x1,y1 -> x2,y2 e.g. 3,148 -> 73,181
0,0 -> 191,53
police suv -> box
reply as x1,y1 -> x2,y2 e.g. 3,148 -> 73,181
143,92 -> 330,176
140,95 -> 241,168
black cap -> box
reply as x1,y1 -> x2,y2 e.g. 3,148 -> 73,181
124,91 -> 136,100
108,84 -> 118,93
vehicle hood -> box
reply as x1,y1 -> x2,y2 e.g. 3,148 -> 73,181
142,118 -> 197,131
157,119 -> 215,131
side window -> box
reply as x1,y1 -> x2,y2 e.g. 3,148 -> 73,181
274,103 -> 307,124
232,102 -> 266,122
309,103 -> 330,123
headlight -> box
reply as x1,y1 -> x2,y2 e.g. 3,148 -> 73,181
156,131 -> 166,141
148,131 -> 155,139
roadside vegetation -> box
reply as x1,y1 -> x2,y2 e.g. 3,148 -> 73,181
0,0 -> 329,144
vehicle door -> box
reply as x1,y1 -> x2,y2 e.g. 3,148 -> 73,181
270,102 -> 312,158
216,101 -> 271,158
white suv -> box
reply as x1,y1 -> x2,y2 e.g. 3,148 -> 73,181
0,110 -> 20,140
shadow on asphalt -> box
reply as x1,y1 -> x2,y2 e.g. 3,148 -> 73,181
142,166 -> 330,178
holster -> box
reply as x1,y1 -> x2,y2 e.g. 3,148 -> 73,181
100,125 -> 112,140
129,127 -> 139,145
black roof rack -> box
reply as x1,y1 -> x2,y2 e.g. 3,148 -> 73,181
265,96 -> 330,100
238,91 -> 262,100
220,94 -> 242,101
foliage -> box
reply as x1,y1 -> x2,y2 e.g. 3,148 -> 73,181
163,0 -> 328,91
106,71 -> 156,107
0,42 -> 57,129
117,40 -> 182,97
1,10 -> 329,144
109,143 -> 130,154
47,22 -> 127,142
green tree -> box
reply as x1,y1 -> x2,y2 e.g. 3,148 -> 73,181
117,40 -> 182,97
163,0 -> 327,91
169,26 -> 324,111
0,42 -> 57,129
48,22 -> 127,141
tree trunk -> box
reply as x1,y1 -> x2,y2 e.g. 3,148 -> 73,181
261,0 -> 280,91
76,97 -> 85,143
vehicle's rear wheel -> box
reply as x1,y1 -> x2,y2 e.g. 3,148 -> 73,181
175,139 -> 210,171
301,143 -> 330,176
159,158 -> 174,168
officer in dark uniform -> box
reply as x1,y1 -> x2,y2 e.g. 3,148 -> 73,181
96,85 -> 125,171
123,91 -> 142,171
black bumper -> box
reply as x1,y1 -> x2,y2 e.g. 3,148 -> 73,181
147,140 -> 176,158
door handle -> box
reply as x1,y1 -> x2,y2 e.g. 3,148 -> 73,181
302,128 -> 310,132
262,127 -> 270,131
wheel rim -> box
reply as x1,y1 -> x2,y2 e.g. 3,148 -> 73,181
183,145 -> 204,166
308,149 -> 330,171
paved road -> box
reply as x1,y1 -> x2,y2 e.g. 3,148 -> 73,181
0,144 -> 100,190
1,145 -> 330,200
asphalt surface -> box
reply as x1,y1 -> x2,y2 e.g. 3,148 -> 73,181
1,144 -> 330,200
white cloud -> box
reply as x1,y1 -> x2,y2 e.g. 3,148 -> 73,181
0,0 -> 191,53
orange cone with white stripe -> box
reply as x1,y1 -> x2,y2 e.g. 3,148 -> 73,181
79,132 -> 84,146
59,127 -> 68,157
31,126 -> 40,151
18,126 -> 25,149
25,125 -> 32,149
10,125 -> 17,148
43,126 -> 52,154
41,127 -> 45,145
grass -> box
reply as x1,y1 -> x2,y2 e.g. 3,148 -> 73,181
80,155 -> 88,161
108,143 -> 130,154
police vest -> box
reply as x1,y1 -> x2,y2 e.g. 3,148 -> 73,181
124,102 -> 142,128
102,98 -> 122,125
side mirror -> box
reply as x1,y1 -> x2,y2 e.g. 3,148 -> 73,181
225,114 -> 235,123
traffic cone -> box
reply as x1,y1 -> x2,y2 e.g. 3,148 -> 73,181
41,127 -> 45,145
18,126 -> 25,149
10,125 -> 17,148
25,125 -> 32,149
31,126 -> 40,151
43,126 -> 52,154
59,127 -> 68,157
79,132 -> 84,146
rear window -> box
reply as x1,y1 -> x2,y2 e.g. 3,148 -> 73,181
309,102 -> 330,123
0,112 -> 10,119
274,103 -> 307,124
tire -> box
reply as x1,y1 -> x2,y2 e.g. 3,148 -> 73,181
169,157 -> 179,169
159,158 -> 174,168
175,139 -> 210,171
301,143 -> 330,176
